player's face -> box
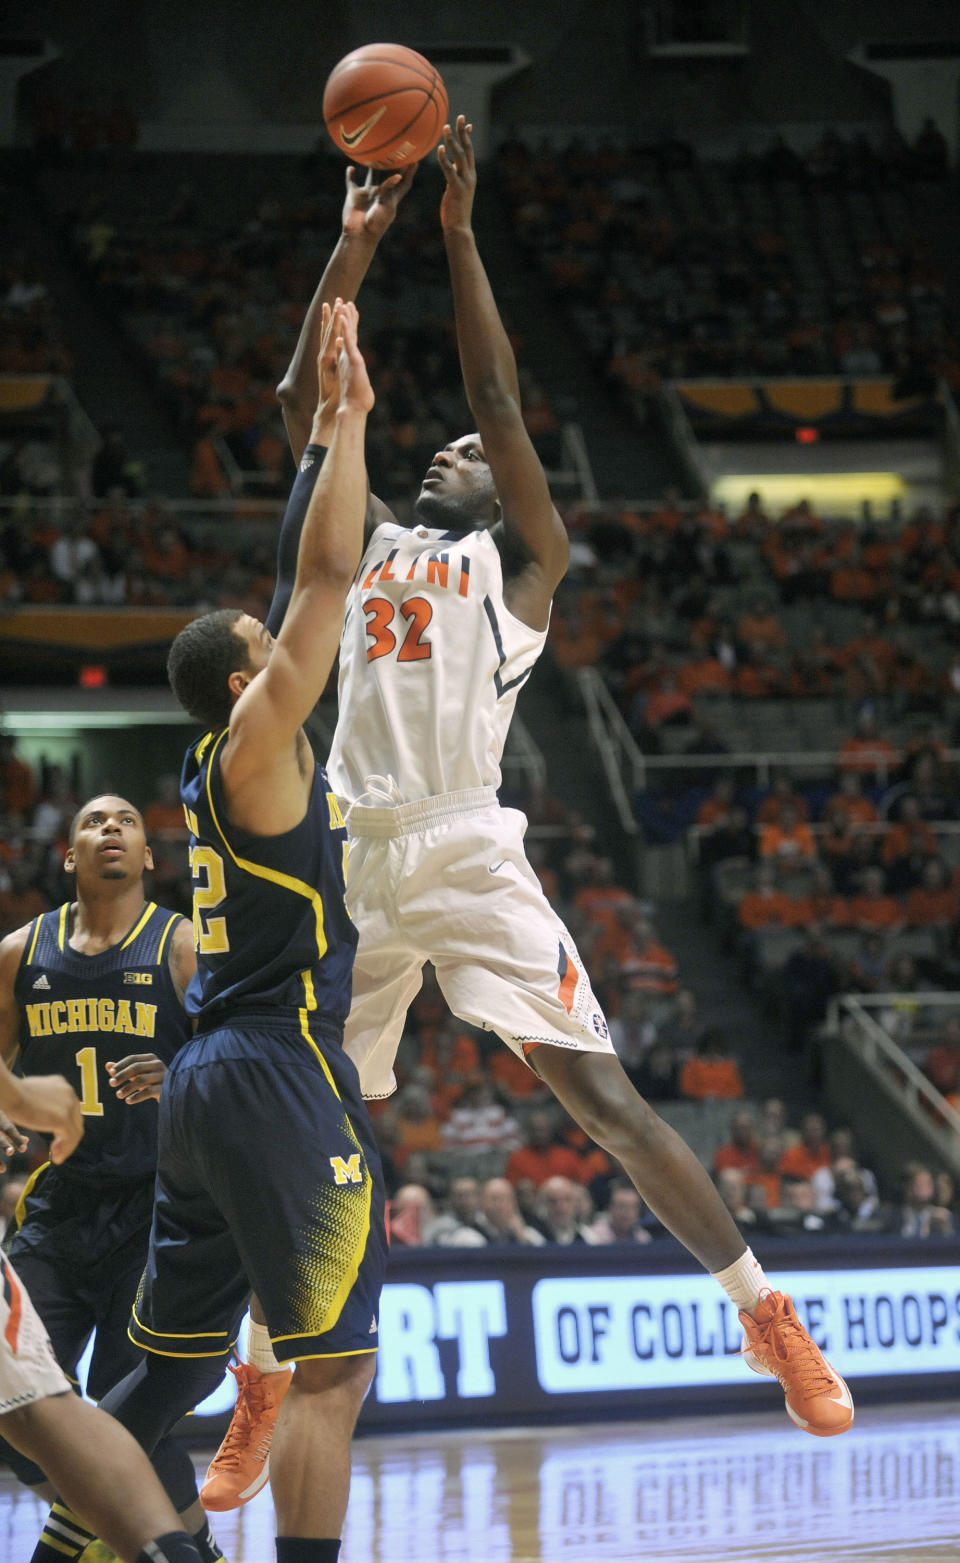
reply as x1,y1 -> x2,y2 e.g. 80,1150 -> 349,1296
66,796 -> 151,885
414,435 -> 498,531
235,616 -> 274,678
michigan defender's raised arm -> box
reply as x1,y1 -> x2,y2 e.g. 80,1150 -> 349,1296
438,117 -> 569,627
277,165 -> 415,466
222,301 -> 373,829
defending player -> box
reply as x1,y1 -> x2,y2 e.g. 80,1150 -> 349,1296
31,301 -> 386,1563
0,796 -> 226,1563
232,118 -> 851,1452
0,1063 -> 204,1563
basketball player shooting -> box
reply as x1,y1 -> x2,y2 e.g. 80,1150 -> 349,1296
209,118 -> 851,1505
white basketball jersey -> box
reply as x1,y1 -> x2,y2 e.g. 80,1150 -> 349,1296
327,521 -> 548,804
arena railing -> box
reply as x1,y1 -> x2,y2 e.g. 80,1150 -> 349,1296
826,992 -> 960,1178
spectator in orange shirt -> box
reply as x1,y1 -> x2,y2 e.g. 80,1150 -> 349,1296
739,864 -> 796,929
393,1083 -> 446,1170
821,770 -> 879,828
758,803 -> 817,868
679,1029 -> 744,1101
819,805 -> 856,866
746,1135 -> 787,1214
736,595 -> 786,653
696,775 -> 737,831
677,655 -> 732,697
905,858 -> 960,927
922,1018 -> 960,1096
837,709 -> 899,780
787,863 -> 851,927
619,918 -> 680,996
571,856 -> 633,927
756,773 -> 810,826
882,795 -> 937,868
489,1044 -> 551,1106
780,1112 -> 831,1179
505,1108 -> 585,1186
713,1107 -> 759,1175
847,866 -> 904,932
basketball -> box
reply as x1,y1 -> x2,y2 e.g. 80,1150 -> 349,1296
323,44 -> 448,170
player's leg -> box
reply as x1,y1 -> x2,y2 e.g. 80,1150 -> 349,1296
200,1016 -> 387,1550
89,1243 -> 223,1557
269,1352 -> 377,1540
200,1292 -> 292,1511
430,810 -> 853,1436
0,1247 -> 90,1500
5,1392 -> 203,1563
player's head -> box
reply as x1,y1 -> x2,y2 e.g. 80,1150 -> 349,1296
66,795 -> 151,885
413,435 -> 499,531
167,609 -> 273,730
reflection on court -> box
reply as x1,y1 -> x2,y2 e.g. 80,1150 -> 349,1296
0,1401 -> 957,1562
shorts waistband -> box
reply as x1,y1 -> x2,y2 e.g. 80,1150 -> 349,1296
346,785 -> 498,838
194,1005 -> 345,1042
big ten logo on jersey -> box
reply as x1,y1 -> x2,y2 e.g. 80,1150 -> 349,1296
330,1152 -> 363,1185
359,543 -> 470,666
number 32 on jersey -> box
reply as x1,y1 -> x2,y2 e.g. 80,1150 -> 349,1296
364,595 -> 433,664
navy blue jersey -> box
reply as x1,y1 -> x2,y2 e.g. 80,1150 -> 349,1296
13,901 -> 190,1184
180,727 -> 357,1027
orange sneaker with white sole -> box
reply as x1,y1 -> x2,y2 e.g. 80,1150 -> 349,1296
739,1289 -> 854,1437
200,1361 -> 293,1510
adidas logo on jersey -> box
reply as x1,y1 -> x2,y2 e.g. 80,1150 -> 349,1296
32,974 -> 50,990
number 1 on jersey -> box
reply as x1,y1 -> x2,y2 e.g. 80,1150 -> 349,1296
75,1045 -> 104,1117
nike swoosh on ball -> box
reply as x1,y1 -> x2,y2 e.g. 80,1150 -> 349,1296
341,106 -> 388,147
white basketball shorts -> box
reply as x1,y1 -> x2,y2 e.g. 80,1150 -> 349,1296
342,788 -> 614,1099
0,1253 -> 71,1415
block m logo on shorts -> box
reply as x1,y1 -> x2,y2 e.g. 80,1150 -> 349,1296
329,1153 -> 363,1185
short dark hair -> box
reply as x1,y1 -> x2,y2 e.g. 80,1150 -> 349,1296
167,609 -> 249,731
69,794 -> 143,845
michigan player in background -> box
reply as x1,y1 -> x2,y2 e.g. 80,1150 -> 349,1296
31,301 -> 386,1563
0,795 -> 228,1563
0,1061 -> 205,1563
223,116 -> 852,1451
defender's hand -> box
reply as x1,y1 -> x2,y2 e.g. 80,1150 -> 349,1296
342,164 -> 417,241
107,1053 -> 168,1105
438,116 -> 476,232
11,1075 -> 83,1165
0,1109 -> 28,1172
336,300 -> 375,415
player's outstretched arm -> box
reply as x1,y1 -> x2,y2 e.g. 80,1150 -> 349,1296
228,301 -> 373,782
439,116 -> 569,614
277,164 -> 416,464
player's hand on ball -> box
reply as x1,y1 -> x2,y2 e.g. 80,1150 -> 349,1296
438,115 -> 476,231
107,1053 -> 168,1105
342,164 -> 417,242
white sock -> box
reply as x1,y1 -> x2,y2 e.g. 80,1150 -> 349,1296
246,1318 -> 284,1374
712,1247 -> 770,1314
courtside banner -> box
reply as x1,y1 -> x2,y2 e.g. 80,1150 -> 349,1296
171,1239 -> 960,1435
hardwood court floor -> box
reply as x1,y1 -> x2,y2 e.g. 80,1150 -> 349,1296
1,1400 -> 957,1562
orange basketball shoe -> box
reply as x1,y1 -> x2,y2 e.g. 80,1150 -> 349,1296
200,1361 -> 293,1510
739,1289 -> 854,1437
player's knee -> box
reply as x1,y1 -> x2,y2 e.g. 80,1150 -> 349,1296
290,1350 -> 376,1413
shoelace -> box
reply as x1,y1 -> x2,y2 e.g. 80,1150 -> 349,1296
752,1305 -> 838,1395
211,1369 -> 269,1471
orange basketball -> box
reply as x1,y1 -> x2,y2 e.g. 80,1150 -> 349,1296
323,44 -> 448,170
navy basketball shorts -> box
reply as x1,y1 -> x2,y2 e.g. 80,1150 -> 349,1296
129,1009 -> 387,1365
6,1170 -> 154,1397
